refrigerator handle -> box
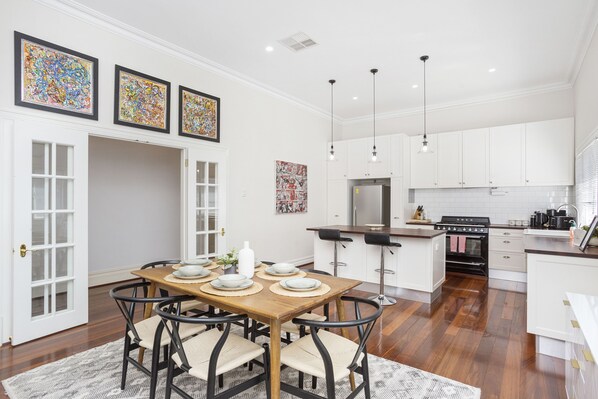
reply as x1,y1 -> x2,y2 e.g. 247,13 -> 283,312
353,206 -> 357,226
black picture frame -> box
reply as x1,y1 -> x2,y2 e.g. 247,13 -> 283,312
14,31 -> 99,120
579,215 -> 598,252
114,65 -> 171,133
178,85 -> 220,143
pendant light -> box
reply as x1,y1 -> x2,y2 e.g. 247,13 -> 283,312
370,68 -> 378,162
420,55 -> 429,153
328,79 -> 336,161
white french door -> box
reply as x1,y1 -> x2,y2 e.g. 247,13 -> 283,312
187,148 -> 227,259
12,120 -> 88,345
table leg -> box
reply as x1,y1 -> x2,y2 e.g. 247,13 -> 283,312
138,282 -> 157,364
269,319 -> 281,399
336,297 -> 356,390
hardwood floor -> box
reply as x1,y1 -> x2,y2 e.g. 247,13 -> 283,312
0,274 -> 565,399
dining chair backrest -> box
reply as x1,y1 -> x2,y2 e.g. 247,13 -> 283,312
109,281 -> 176,344
155,296 -> 248,374
140,260 -> 180,297
291,296 -> 382,373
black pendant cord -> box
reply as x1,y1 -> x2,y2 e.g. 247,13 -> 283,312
371,69 -> 378,152
329,79 -> 335,151
420,55 -> 429,142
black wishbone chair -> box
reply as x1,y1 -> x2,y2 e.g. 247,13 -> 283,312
109,281 -> 207,399
156,296 -> 271,399
280,296 -> 383,399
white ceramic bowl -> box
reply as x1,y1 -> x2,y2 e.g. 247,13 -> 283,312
181,258 -> 211,266
217,274 -> 247,288
177,265 -> 206,277
284,278 -> 317,290
271,262 -> 295,274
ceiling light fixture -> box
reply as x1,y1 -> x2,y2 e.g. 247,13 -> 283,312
370,68 -> 378,162
329,79 -> 336,161
420,55 -> 429,153
265,46 -> 274,52
353,96 -> 358,100
412,84 -> 419,89
488,67 -> 496,73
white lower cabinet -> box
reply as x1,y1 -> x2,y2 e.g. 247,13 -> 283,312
313,234 -> 366,281
327,179 -> 349,225
488,228 -> 526,272
366,244 -> 398,286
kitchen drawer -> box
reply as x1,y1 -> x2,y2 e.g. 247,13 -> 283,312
489,236 -> 524,252
489,228 -> 524,238
489,250 -> 526,272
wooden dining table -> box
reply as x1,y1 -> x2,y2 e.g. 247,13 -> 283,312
131,266 -> 362,399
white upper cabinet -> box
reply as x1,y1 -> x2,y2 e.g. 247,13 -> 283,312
525,118 -> 574,186
390,135 -> 405,177
489,124 -> 525,187
347,136 -> 391,179
437,131 -> 462,188
326,140 -> 348,180
409,134 -> 437,188
462,128 -> 489,188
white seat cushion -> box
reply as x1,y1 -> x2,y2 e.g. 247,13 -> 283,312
172,329 -> 264,380
281,312 -> 327,334
281,330 -> 364,382
128,315 -> 205,350
180,300 -> 205,313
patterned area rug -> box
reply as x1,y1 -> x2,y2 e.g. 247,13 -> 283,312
2,338 -> 480,399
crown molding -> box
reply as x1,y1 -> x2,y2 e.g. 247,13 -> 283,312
34,0 -> 336,122
568,0 -> 598,84
342,82 -> 573,125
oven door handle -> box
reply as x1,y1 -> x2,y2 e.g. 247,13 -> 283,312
447,260 -> 486,266
446,235 -> 486,239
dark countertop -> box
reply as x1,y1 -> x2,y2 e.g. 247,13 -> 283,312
490,224 -> 528,230
307,225 -> 446,239
406,221 -> 435,226
524,236 -> 598,259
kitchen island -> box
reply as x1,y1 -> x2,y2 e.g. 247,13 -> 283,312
525,235 -> 598,358
307,225 -> 446,303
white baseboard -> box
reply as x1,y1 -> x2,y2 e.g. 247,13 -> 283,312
289,255 -> 314,267
88,265 -> 140,287
536,335 -> 565,359
489,269 -> 527,283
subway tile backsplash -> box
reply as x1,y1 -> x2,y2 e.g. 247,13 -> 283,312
412,186 -> 575,224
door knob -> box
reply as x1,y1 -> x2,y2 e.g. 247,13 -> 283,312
19,244 -> 30,258
220,228 -> 225,237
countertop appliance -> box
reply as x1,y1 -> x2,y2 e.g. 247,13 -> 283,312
352,184 -> 390,227
434,216 -> 490,277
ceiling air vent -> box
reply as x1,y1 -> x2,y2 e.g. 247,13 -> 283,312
279,32 -> 318,52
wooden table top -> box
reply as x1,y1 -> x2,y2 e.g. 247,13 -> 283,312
132,267 -> 362,323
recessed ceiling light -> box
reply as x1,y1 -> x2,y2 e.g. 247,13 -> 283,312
352,96 -> 358,100
488,68 -> 496,73
265,46 -> 274,52
412,84 -> 419,89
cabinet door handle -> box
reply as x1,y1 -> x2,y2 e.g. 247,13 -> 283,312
503,240 -> 510,244
526,179 -> 529,183
571,359 -> 580,369
489,181 -> 493,184
374,268 -> 395,275
571,320 -> 580,328
503,232 -> 511,236
583,349 -> 595,363
334,214 -> 339,217
393,217 -> 400,219
503,255 -> 510,259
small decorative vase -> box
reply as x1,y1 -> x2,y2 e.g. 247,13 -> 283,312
223,265 -> 237,274
238,241 -> 255,279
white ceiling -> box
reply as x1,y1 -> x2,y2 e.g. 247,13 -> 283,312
66,0 -> 596,120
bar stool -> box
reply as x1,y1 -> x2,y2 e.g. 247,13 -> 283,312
318,229 -> 353,277
364,233 -> 401,306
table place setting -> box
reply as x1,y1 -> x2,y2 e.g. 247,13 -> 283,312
200,273 -> 263,296
269,277 -> 331,297
163,264 -> 219,284
172,258 -> 219,270
255,262 -> 307,281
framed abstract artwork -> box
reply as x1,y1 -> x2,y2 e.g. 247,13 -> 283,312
14,31 -> 98,120
178,86 -> 220,142
275,160 -> 308,214
114,65 -> 170,133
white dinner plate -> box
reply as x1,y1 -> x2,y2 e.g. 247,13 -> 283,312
255,260 -> 262,267
365,223 -> 385,230
181,258 -> 212,266
265,266 -> 300,276
210,279 -> 254,291
172,269 -> 211,279
280,278 -> 322,292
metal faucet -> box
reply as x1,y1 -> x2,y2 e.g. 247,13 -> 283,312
557,203 -> 578,221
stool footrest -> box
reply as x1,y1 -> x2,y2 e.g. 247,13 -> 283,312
329,261 -> 347,267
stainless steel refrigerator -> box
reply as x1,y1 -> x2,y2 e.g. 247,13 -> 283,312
352,184 -> 391,226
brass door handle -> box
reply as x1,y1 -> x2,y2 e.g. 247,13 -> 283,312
571,359 -> 580,369
19,244 -> 31,258
220,227 -> 225,237
583,349 -> 595,363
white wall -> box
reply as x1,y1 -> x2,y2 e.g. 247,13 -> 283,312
88,136 -> 181,273
341,87 -> 574,139
574,24 -> 598,153
0,0 -> 329,342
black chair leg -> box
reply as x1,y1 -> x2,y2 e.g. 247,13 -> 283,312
299,371 -> 304,389
218,374 -> 224,389
312,375 -> 317,389
249,321 -> 258,371
286,332 -> 291,342
165,354 -> 175,399
149,345 -> 161,399
120,335 -> 131,390
362,354 -> 371,399
263,344 -> 271,399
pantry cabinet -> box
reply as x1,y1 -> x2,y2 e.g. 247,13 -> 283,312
390,177 -> 405,228
326,179 -> 349,225
489,124 -> 526,187
409,134 -> 437,188
525,118 -> 574,186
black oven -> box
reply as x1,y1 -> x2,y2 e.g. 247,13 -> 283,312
435,216 -> 490,277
